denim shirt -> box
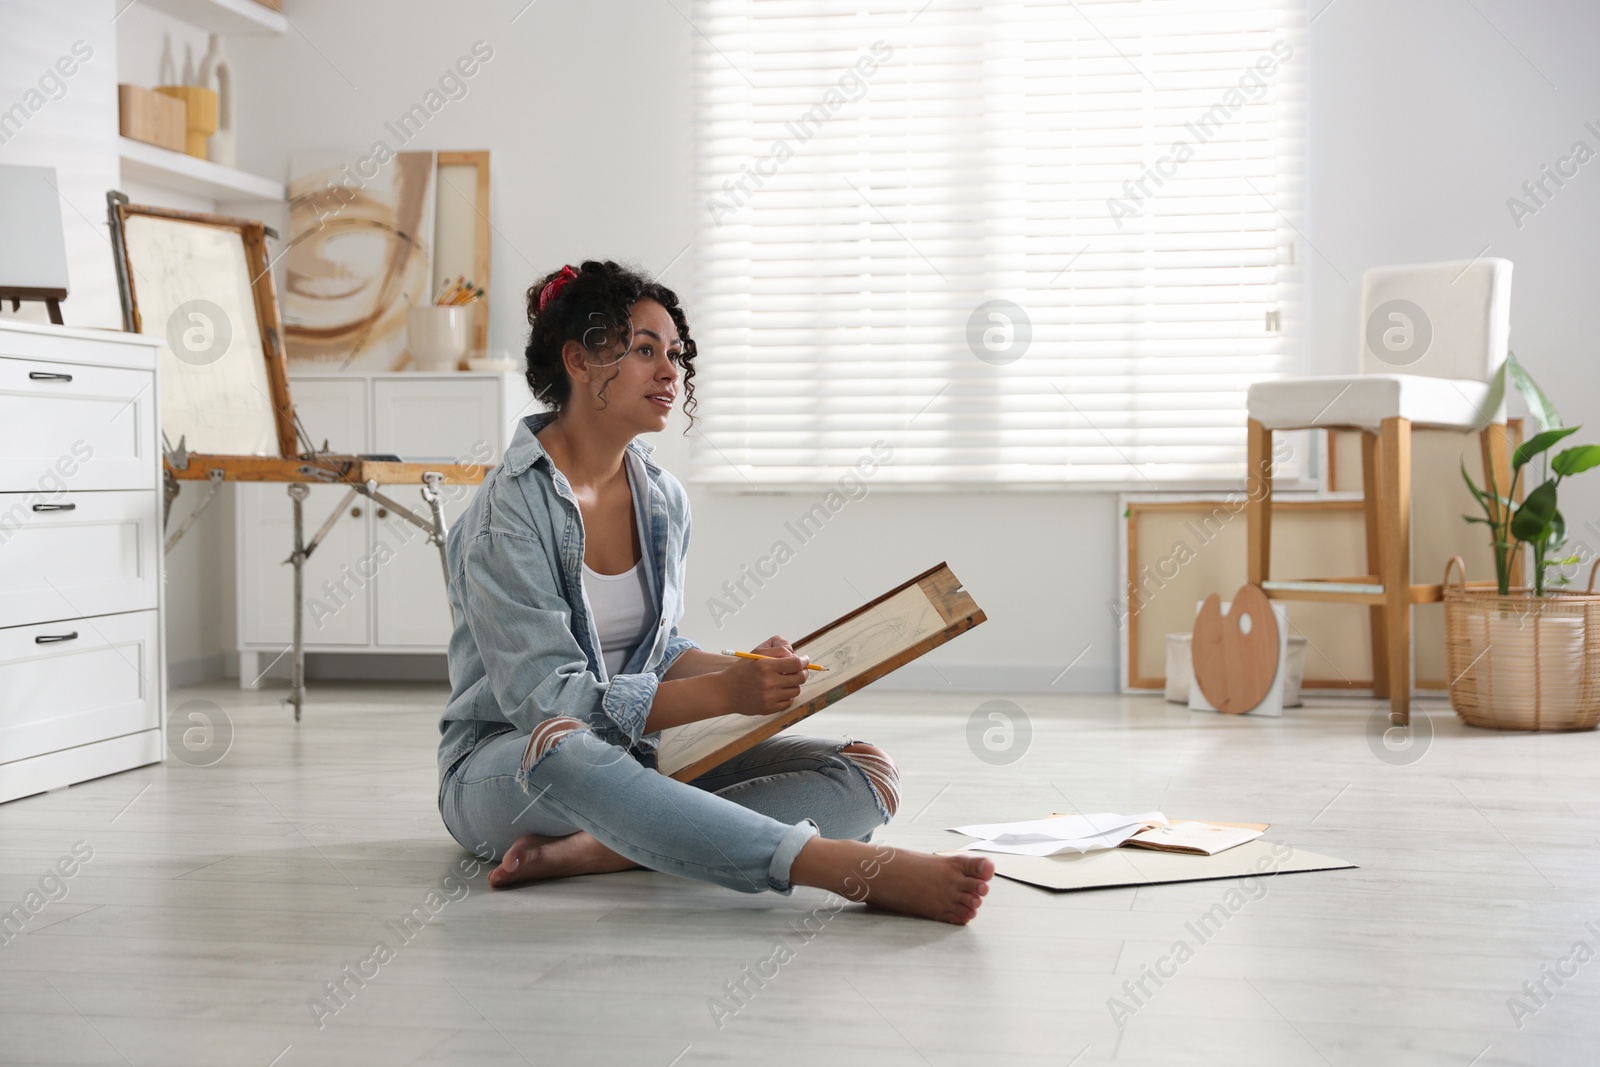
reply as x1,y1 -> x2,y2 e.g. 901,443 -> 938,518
436,412 -> 699,781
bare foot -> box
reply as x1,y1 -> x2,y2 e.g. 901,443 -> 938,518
487,830 -> 640,888
789,838 -> 994,925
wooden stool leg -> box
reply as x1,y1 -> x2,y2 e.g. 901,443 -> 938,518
1378,417 -> 1412,725
1360,431 -> 1389,699
1246,419 -> 1272,586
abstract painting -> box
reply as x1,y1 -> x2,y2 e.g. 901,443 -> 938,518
283,150 -> 435,371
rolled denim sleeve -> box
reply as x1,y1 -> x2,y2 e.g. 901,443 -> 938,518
656,633 -> 700,679
459,528 -> 657,747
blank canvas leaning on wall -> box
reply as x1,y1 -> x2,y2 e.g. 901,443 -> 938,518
1123,499 -> 1373,691
432,150 -> 491,359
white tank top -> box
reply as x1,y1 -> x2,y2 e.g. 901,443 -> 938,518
583,558 -> 655,678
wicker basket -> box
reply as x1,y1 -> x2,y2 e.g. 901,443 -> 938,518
1442,556 -> 1600,731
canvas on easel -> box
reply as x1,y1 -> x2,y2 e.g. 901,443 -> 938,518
114,200 -> 292,457
0,164 -> 72,324
658,563 -> 986,781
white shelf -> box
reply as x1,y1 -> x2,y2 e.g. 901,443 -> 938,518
130,0 -> 287,35
119,136 -> 285,203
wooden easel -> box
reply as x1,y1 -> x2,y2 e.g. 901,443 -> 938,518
108,194 -> 488,720
0,287 -> 66,324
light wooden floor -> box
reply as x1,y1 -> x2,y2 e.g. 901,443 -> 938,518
3,683 -> 1598,1067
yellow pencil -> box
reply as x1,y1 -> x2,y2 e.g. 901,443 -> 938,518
720,649 -> 827,671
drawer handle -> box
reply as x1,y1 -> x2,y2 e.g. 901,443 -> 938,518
32,502 -> 76,512
28,371 -> 73,382
35,631 -> 79,644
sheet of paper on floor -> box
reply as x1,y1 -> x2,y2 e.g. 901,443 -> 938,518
948,811 -> 1167,857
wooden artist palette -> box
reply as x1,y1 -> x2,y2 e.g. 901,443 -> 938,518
1192,583 -> 1280,714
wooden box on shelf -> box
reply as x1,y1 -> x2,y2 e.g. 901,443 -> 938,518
117,84 -> 185,154
153,85 -> 217,159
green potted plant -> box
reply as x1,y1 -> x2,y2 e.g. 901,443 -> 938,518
1448,352 -> 1600,730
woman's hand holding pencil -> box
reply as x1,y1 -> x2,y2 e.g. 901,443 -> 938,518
721,649 -> 827,672
715,644 -> 816,716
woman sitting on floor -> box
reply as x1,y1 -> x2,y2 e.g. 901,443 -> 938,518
434,259 -> 992,924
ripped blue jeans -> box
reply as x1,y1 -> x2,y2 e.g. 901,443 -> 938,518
438,724 -> 899,894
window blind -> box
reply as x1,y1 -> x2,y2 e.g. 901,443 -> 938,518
690,0 -> 1307,488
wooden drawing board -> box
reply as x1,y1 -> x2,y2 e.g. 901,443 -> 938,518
940,839 -> 1356,893
658,562 -> 985,781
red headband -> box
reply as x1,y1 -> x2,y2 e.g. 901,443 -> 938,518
537,265 -> 578,313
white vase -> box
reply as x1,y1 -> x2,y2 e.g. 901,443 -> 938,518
158,36 -> 178,86
197,33 -> 237,168
407,305 -> 469,372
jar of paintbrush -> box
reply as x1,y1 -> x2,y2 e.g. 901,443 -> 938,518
407,277 -> 482,372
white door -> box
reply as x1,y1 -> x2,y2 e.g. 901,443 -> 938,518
236,378 -> 370,649
370,377 -> 498,647
289,377 -> 368,455
373,377 -> 500,462
370,491 -> 469,648
238,484 -> 372,647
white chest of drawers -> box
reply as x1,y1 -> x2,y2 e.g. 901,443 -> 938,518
0,320 -> 166,804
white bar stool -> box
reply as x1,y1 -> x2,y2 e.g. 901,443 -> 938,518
1245,259 -> 1516,725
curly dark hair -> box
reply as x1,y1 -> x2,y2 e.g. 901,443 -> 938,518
524,259 -> 697,430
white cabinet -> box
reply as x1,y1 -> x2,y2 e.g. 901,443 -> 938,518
0,321 -> 166,804
235,371 -> 530,680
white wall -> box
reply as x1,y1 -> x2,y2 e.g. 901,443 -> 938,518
10,0 -> 1598,692
216,0 -> 1116,691
1307,0 -> 1600,554
0,0 -> 120,328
